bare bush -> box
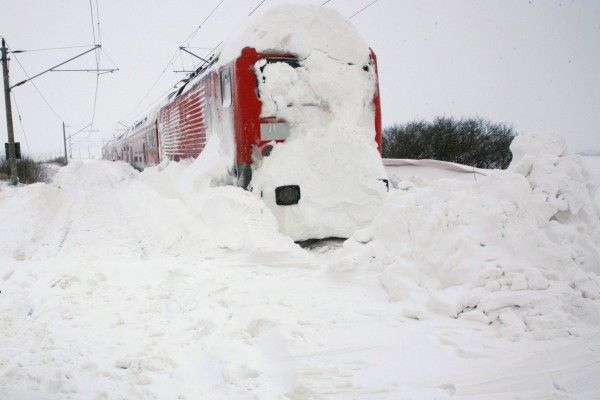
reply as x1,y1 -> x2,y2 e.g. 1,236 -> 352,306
0,157 -> 49,184
383,117 -> 515,169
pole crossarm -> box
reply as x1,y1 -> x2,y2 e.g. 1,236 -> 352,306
51,68 -> 118,73
179,46 -> 208,63
65,123 -> 93,140
10,45 -> 100,89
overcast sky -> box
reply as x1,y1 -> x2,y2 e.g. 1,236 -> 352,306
1,0 -> 599,158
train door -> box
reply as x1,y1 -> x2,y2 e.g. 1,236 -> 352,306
156,118 -> 164,163
142,142 -> 146,164
155,120 -> 160,163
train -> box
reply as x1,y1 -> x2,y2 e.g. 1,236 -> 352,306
102,47 -> 382,187
103,5 -> 388,240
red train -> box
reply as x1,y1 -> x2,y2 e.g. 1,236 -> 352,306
102,46 -> 382,189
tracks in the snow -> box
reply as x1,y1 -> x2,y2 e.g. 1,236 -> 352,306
100,168 -> 150,260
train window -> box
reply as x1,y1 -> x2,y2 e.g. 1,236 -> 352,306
266,57 -> 300,69
221,67 -> 232,108
255,57 -> 300,99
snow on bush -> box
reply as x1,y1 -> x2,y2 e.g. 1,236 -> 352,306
335,133 -> 600,340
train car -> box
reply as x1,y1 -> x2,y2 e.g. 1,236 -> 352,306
103,46 -> 382,187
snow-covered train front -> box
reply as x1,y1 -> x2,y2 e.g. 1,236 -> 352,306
103,5 -> 388,240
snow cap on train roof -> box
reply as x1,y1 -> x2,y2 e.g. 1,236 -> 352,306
219,4 -> 370,65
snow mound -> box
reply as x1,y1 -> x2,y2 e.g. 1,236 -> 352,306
510,133 -> 599,227
335,133 -> 600,340
219,5 -> 369,65
0,160 -> 295,263
139,157 -> 294,253
252,127 -> 387,240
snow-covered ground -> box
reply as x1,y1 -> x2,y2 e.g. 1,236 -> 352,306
1,135 -> 599,399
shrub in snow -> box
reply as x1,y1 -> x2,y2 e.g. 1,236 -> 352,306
383,117 -> 515,169
336,133 -> 600,340
0,157 -> 49,184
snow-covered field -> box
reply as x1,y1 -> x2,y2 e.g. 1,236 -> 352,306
1,134 -> 599,399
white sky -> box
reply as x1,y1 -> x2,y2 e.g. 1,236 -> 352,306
1,0 -> 599,158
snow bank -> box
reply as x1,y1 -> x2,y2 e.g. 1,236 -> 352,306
335,134 -> 600,339
510,134 -> 599,228
582,155 -> 600,209
138,155 -> 294,252
0,160 -> 295,263
384,158 -> 489,186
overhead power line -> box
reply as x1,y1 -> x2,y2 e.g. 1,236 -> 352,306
95,0 -> 102,44
11,45 -> 100,88
349,0 -> 380,19
89,74 -> 100,130
248,0 -> 266,16
88,0 -> 97,45
125,48 -> 179,121
99,46 -> 119,70
9,45 -> 93,53
183,0 -> 226,46
87,0 -> 103,136
10,92 -> 31,153
8,45 -> 64,121
124,0 -> 225,122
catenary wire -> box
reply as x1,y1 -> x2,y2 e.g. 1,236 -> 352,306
10,45 -> 93,53
95,0 -> 102,45
89,74 -> 100,131
349,0 -> 379,19
248,0 -> 266,16
125,1 -> 225,122
8,44 -> 64,121
88,0 -> 97,45
99,46 -> 119,70
10,92 -> 32,154
183,0 -> 226,46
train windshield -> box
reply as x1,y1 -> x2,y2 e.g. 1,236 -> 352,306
255,57 -> 300,142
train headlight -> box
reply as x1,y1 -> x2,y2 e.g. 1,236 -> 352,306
275,185 -> 301,206
261,144 -> 273,157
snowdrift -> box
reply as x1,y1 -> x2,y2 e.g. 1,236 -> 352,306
334,133 -> 600,340
1,135 -> 600,398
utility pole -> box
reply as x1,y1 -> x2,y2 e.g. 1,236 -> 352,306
1,38 -> 18,185
62,121 -> 68,165
3,41 -> 116,172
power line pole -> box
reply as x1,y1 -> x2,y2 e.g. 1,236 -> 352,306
1,38 -> 18,185
62,121 -> 68,165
